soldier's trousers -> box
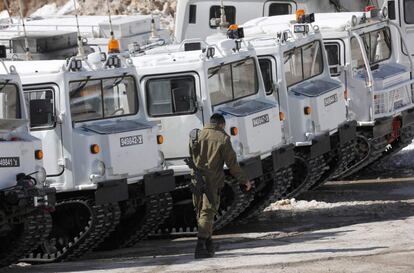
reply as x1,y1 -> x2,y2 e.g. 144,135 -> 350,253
193,186 -> 221,239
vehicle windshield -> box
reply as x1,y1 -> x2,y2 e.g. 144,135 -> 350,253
69,75 -> 138,123
0,82 -> 21,119
351,27 -> 392,69
284,40 -> 324,87
208,57 -> 258,106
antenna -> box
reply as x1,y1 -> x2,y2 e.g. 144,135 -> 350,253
149,0 -> 160,42
17,0 -> 31,60
72,0 -> 85,57
106,0 -> 115,40
105,0 -> 120,53
219,0 -> 228,30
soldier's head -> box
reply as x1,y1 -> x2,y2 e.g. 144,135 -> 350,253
210,113 -> 226,129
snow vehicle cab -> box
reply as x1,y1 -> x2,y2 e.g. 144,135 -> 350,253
314,10 -> 414,177
130,29 -> 295,230
0,62 -> 55,267
8,52 -> 175,262
174,0 -> 370,42
241,13 -> 356,191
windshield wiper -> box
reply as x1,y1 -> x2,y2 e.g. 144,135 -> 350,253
233,59 -> 248,68
284,52 -> 294,64
0,80 -> 10,93
70,76 -> 91,98
112,73 -> 128,88
208,64 -> 224,79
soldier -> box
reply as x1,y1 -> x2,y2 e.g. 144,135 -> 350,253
189,113 -> 252,259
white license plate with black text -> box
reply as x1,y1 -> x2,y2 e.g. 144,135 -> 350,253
0,157 -> 20,167
120,135 -> 143,147
324,94 -> 338,106
252,114 -> 270,127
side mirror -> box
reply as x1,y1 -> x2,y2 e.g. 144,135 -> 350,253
29,99 -> 54,127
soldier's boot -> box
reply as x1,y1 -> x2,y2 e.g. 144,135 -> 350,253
194,238 -> 214,259
205,237 -> 218,256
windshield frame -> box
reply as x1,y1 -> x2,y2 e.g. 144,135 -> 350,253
0,82 -> 22,120
69,75 -> 139,124
283,40 -> 325,88
208,57 -> 259,107
351,26 -> 392,70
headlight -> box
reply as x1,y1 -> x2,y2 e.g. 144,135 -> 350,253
92,160 -> 106,176
35,167 -> 47,184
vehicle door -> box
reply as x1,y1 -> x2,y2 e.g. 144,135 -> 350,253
24,84 -> 64,176
141,73 -> 204,159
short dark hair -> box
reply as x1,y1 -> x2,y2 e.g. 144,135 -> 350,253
210,113 -> 225,125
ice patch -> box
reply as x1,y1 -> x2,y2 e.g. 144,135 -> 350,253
30,4 -> 59,17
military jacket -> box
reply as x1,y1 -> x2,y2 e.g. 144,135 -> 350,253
190,124 -> 248,188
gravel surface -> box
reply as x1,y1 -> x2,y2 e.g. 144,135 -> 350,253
1,178 -> 414,273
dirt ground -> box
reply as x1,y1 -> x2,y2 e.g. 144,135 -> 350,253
2,178 -> 414,273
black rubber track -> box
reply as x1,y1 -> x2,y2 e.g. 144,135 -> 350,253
21,198 -> 120,263
97,192 -> 173,250
0,210 -> 52,268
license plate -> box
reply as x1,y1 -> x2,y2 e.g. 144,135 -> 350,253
120,135 -> 143,147
252,114 -> 270,127
0,157 -> 20,168
324,94 -> 338,106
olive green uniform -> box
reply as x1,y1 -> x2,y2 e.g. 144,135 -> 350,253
190,124 -> 248,239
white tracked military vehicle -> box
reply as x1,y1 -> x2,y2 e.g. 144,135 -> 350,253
129,28 -> 296,230
241,13 -> 356,192
6,51 -> 175,262
0,61 -> 55,267
312,10 -> 414,177
174,0 -> 370,42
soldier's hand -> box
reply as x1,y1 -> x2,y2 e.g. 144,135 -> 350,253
244,181 -> 253,192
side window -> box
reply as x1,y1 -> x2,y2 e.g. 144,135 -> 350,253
189,5 -> 197,24
404,0 -> 414,24
325,43 -> 341,76
388,1 -> 396,20
351,37 -> 365,68
259,59 -> 274,95
209,6 -> 236,28
146,76 -> 197,117
24,89 -> 55,129
269,3 -> 292,16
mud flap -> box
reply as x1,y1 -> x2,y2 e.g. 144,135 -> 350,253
144,169 -> 175,196
272,144 -> 295,170
402,108 -> 414,127
373,117 -> 393,138
240,156 -> 263,180
310,132 -> 331,158
338,120 -> 357,146
95,179 -> 128,205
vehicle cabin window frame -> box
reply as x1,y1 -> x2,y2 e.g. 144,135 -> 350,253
283,40 -> 324,88
208,57 -> 259,107
189,4 -> 197,24
24,87 -> 56,130
209,5 -> 236,28
404,0 -> 414,24
324,42 -> 342,77
268,3 -> 292,16
0,83 -> 21,120
258,57 -> 276,95
69,75 -> 139,124
350,27 -> 392,69
145,75 -> 198,118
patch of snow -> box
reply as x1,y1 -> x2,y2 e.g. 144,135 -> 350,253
0,10 -> 10,20
57,0 -> 77,15
30,3 -> 59,17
